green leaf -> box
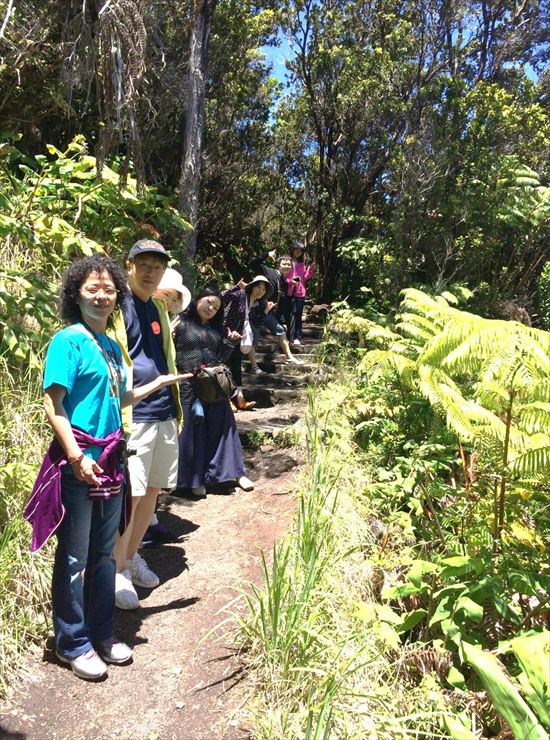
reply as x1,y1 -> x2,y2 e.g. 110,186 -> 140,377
443,713 -> 477,739
455,596 -> 484,622
395,608 -> 428,634
440,555 -> 484,580
407,559 -> 439,588
383,582 -> 423,599
462,641 -> 549,739
447,666 -> 467,690
430,584 -> 467,627
509,632 -> 550,729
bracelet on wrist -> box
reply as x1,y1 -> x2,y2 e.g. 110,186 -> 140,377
68,453 -> 84,466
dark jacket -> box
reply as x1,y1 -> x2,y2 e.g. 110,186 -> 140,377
173,316 -> 236,404
222,285 -> 266,334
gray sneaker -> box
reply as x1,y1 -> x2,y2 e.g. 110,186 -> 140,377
129,552 -> 160,588
96,637 -> 133,665
115,569 -> 139,610
57,649 -> 107,680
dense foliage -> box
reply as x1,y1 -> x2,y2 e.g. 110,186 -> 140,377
322,291 -> 550,737
0,0 -> 548,308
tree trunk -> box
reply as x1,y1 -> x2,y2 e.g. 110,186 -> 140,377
177,0 -> 217,259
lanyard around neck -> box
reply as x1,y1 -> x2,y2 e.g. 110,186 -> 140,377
78,322 -> 122,398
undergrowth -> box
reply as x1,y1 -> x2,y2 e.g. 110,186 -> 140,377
236,385 -> 454,738
0,358 -> 53,698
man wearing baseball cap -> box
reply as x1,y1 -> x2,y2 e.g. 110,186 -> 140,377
110,239 -> 183,609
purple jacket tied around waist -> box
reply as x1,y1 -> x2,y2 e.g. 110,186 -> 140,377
23,428 -> 131,552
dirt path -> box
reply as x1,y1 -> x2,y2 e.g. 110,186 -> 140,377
1,448 -> 300,740
0,324 -> 323,740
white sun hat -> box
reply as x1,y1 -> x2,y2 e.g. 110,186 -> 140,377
157,268 -> 192,313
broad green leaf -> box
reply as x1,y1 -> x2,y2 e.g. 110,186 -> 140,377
407,559 -> 439,588
395,608 -> 427,634
447,666 -> 467,690
462,641 -> 548,739
440,618 -> 462,642
443,713 -> 477,739
430,585 -> 468,627
440,555 -> 484,579
509,632 -> 550,729
455,596 -> 484,622
383,581 -> 424,600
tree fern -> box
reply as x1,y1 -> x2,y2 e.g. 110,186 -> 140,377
510,444 -> 550,480
354,287 -> 550,538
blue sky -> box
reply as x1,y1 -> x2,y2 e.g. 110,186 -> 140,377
260,37 -> 294,87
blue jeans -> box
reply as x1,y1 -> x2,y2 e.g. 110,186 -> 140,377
292,297 -> 306,340
52,476 -> 123,658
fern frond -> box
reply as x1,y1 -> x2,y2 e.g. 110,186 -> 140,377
420,322 -> 490,372
395,319 -> 436,345
359,350 -> 417,386
444,402 -> 476,441
525,380 -> 550,403
476,380 -> 510,411
396,311 -> 442,337
517,403 -> 550,434
440,290 -> 459,305
510,444 -> 550,479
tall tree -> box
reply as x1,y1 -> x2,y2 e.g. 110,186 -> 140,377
178,0 -> 218,258
275,0 -> 549,302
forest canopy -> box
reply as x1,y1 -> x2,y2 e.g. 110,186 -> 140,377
0,0 -> 548,313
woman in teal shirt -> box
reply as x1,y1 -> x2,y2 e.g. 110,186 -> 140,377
42,254 -> 188,681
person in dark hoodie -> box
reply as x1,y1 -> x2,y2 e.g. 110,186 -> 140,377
249,249 -> 304,369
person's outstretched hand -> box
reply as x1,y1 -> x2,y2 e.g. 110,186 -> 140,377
158,373 -> 194,386
237,277 -> 247,290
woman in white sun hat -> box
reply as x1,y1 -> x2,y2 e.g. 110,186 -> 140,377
154,268 -> 192,329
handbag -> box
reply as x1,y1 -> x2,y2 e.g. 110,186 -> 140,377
194,365 -> 236,403
240,316 -> 253,355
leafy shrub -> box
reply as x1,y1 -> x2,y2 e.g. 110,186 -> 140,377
0,134 -> 191,365
537,261 -> 550,330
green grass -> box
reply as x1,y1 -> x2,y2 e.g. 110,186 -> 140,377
235,383 -> 459,738
0,357 -> 53,698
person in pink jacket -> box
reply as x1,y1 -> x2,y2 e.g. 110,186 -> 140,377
286,242 -> 314,345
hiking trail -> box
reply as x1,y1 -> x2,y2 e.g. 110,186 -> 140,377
0,321 -> 324,740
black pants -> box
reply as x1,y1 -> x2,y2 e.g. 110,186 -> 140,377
228,344 -> 243,386
278,296 -> 294,340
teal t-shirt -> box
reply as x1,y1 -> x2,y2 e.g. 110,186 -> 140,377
43,324 -> 127,461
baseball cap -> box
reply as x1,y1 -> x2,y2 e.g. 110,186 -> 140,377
128,238 -> 170,261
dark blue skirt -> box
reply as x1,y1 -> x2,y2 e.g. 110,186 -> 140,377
177,400 -> 246,489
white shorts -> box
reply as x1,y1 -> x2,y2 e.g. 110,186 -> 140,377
127,418 -> 179,496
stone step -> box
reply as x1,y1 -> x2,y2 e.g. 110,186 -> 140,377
242,370 -> 309,388
252,345 -> 318,362
242,386 -> 302,408
236,404 -> 302,437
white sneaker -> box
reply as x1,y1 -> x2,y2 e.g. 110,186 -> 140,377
129,552 -> 160,588
191,484 -> 207,498
293,338 -> 301,346
251,366 -> 264,374
96,637 -> 133,665
115,569 -> 139,610
286,356 -> 304,365
57,649 -> 107,680
237,476 -> 254,492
